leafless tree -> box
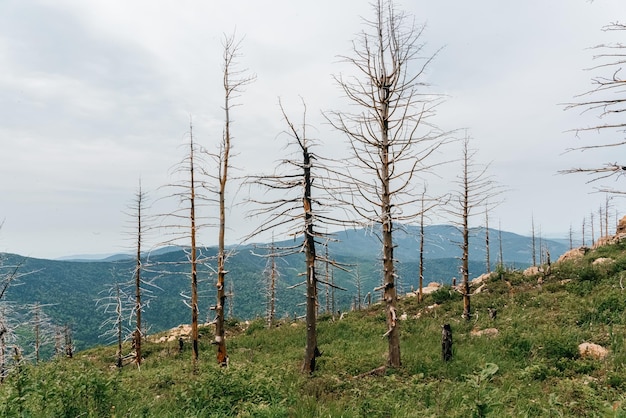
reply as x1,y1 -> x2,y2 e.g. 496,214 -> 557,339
26,302 -> 55,365
204,33 -> 255,367
246,99 -> 346,374
484,204 -> 491,273
562,23 -> 626,190
0,304 -> 17,383
261,236 -> 280,328
444,136 -> 502,321
97,282 -> 131,368
124,181 -> 153,367
416,185 -> 443,302
160,121 -> 213,371
531,215 -> 537,267
326,0 -> 446,369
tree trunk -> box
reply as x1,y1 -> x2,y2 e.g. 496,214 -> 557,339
302,148 -> 319,374
189,135 -> 199,370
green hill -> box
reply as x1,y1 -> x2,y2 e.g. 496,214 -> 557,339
0,225 -> 566,351
0,236 -> 623,416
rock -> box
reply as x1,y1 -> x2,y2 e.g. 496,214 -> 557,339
578,342 -> 609,360
471,272 -> 493,285
592,257 -> 614,265
557,247 -> 588,263
470,328 -> 499,337
523,266 -> 540,276
473,283 -> 486,294
617,215 -> 626,235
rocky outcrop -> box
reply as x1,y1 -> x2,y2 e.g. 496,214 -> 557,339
556,247 -> 588,263
578,342 -> 609,360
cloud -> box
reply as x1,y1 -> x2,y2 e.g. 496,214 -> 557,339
0,0 -> 625,258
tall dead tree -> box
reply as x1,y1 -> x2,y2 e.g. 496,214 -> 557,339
204,33 -> 255,367
484,204 -> 490,273
127,181 -> 150,367
247,99 -> 345,374
161,121 -> 210,371
327,0 -> 446,368
262,236 -> 279,328
562,22 -> 626,191
531,215 -> 537,267
444,136 -> 501,321
416,185 -> 441,302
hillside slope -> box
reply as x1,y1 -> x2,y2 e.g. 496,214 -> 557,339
0,225 -> 566,350
0,236 -> 624,416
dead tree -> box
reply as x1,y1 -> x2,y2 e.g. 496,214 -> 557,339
160,121 -> 212,371
27,302 -> 54,365
262,236 -> 280,328
416,185 -> 441,303
247,99 -> 346,374
441,324 -> 452,362
562,22 -> 626,191
97,281 -> 132,368
327,0 -> 447,368
484,204 -> 490,273
125,181 -> 152,367
204,33 -> 255,367
443,136 -> 502,321
531,215 -> 537,267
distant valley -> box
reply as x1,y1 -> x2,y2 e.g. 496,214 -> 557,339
0,224 -> 568,351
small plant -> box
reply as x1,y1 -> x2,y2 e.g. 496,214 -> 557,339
464,363 -> 499,417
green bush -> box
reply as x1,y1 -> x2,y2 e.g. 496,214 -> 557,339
429,286 -> 462,305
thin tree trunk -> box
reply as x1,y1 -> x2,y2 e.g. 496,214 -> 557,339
189,130 -> 200,370
302,145 -> 319,373
134,184 -> 143,367
418,210 -> 425,303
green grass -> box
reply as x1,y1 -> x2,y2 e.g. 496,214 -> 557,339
3,243 -> 626,416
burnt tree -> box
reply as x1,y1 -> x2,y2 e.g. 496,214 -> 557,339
327,0 -> 446,368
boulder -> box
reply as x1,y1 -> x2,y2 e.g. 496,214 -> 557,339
557,247 -> 587,263
523,266 -> 540,276
592,257 -> 614,265
617,215 -> 626,235
578,342 -> 609,360
471,272 -> 493,285
470,328 -> 499,337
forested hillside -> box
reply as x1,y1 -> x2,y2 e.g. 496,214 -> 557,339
0,225 -> 566,351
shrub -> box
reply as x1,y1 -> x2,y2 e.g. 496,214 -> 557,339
429,286 -> 462,305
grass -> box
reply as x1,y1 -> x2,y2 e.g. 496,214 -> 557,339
2,243 -> 626,416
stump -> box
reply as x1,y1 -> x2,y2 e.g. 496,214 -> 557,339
441,324 -> 452,361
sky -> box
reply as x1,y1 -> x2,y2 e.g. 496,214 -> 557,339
0,0 -> 624,259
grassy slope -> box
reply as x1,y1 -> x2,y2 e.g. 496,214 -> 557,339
1,242 -> 626,417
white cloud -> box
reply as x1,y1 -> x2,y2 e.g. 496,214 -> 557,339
1,0 -> 625,258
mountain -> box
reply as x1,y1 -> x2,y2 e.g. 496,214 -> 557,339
0,225 -> 567,352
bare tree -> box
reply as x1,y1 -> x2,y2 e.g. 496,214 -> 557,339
484,204 -> 491,273
126,181 -> 151,367
160,121 -> 211,371
562,23 -> 626,190
26,303 -> 54,365
444,136 -> 502,321
326,0 -> 446,369
416,185 -> 441,302
262,236 -> 280,328
531,215 -> 537,267
206,33 -> 255,367
247,99 -> 345,374
97,282 -> 131,368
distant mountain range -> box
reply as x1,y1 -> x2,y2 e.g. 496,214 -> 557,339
0,224 -> 568,352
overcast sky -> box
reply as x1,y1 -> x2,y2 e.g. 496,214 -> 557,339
1,0 -> 624,259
